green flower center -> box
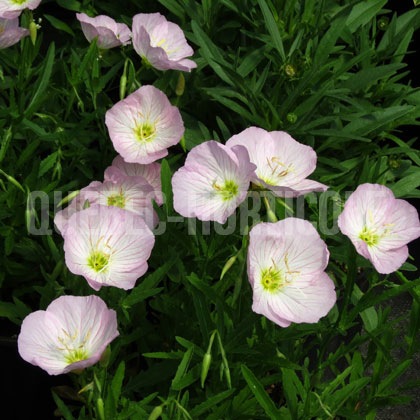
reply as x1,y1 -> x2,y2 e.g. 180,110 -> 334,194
359,226 -> 379,246
261,267 -> 285,293
65,348 -> 89,364
213,180 -> 239,201
87,251 -> 109,273
107,192 -> 125,208
135,122 -> 156,142
11,0 -> 27,4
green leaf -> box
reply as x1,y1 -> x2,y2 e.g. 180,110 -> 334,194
377,360 -> 412,394
241,365 -> 279,420
257,0 -> 286,61
190,389 -> 236,417
346,0 -> 387,33
391,170 -> 420,197
25,42 -> 55,117
52,392 -> 75,420
282,369 -> 298,419
56,0 -> 81,11
314,16 -> 345,66
171,346 -> 194,390
111,361 -> 125,402
38,152 -> 58,177
44,14 -> 75,36
161,158 -> 173,218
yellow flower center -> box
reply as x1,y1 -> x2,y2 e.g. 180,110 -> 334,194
261,267 -> 285,293
107,191 -> 125,208
135,122 -> 156,142
56,329 -> 91,365
359,226 -> 379,246
261,157 -> 293,185
87,251 -> 109,273
213,180 -> 239,201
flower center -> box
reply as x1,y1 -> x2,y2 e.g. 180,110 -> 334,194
87,251 -> 109,273
359,226 -> 379,246
11,0 -> 27,4
261,157 -> 293,185
213,180 -> 239,201
56,328 -> 91,365
107,192 -> 125,208
135,122 -> 156,142
261,267 -> 285,293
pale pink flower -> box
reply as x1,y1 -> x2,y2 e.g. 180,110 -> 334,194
104,155 -> 163,206
18,295 -> 119,376
82,177 -> 158,230
0,0 -> 41,19
105,85 -> 184,164
63,205 -> 155,291
248,218 -> 336,327
76,13 -> 131,49
338,184 -> 420,274
172,141 -> 256,224
0,17 -> 28,48
132,13 -> 197,72
226,127 -> 328,197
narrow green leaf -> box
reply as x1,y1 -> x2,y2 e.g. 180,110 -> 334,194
190,389 -> 236,417
161,158 -> 173,218
52,392 -> 76,420
25,42 -> 55,117
44,14 -> 75,36
171,346 -> 194,390
391,171 -> 420,197
346,0 -> 387,33
241,365 -> 279,420
257,0 -> 286,61
111,361 -> 125,402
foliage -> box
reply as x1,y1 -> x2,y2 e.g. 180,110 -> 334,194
1,0 -> 420,419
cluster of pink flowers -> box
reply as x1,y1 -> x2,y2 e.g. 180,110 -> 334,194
16,5 -> 420,379
76,12 -> 197,72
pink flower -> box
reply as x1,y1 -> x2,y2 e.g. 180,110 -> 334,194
248,219 -> 336,327
63,205 -> 155,291
172,141 -> 256,224
0,0 -> 41,19
105,85 -> 184,164
132,13 -> 197,72
17,295 -> 119,376
226,127 -> 328,197
338,184 -> 420,274
76,13 -> 131,49
0,17 -> 28,48
82,177 -> 158,230
104,155 -> 163,206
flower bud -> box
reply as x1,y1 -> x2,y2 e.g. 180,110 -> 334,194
96,398 -> 105,420
377,16 -> 389,31
29,21 -> 37,45
200,352 -> 212,388
287,113 -> 298,124
220,255 -> 237,280
119,75 -> 127,100
148,405 -> 163,420
175,73 -> 185,96
284,64 -> 297,78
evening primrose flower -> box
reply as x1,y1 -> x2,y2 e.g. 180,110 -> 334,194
83,176 -> 158,229
132,13 -> 197,72
63,205 -> 155,291
172,141 -> 256,224
17,295 -> 119,376
104,155 -> 163,206
226,127 -> 328,197
0,0 -> 41,19
0,17 -> 28,48
248,219 -> 336,327
338,184 -> 420,274
76,13 -> 131,49
105,85 -> 184,164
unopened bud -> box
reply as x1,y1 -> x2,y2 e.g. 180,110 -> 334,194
175,73 -> 185,96
220,255 -> 237,280
148,405 -> 163,420
201,352 -> 212,388
29,21 -> 37,45
378,16 -> 389,30
284,64 -> 296,78
287,113 -> 298,124
96,398 -> 105,420
120,74 -> 127,100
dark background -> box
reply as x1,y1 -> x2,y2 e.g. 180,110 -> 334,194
1,1 -> 419,419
